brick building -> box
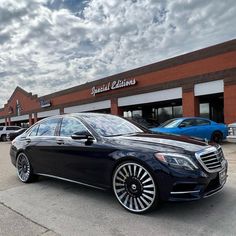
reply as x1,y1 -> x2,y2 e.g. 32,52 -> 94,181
0,39 -> 236,127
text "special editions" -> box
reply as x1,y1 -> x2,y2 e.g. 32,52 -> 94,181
91,78 -> 137,96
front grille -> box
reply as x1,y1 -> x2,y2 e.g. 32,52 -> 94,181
196,146 -> 225,173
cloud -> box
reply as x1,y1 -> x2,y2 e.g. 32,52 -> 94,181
0,0 -> 236,108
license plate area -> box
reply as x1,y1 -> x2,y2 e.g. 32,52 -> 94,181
219,168 -> 227,185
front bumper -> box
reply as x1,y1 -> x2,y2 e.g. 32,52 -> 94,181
154,161 -> 228,202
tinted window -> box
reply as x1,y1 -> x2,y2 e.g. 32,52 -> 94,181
180,119 -> 196,127
196,119 -> 210,126
14,127 -> 21,130
60,118 -> 88,137
29,125 -> 39,137
6,127 -> 21,131
37,119 -> 59,136
0,127 -> 3,131
7,127 -> 15,131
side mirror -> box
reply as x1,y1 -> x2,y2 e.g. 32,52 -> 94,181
71,133 -> 94,145
178,123 -> 186,128
71,133 -> 94,140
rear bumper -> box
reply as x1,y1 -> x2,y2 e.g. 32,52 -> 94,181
227,136 -> 236,143
10,145 -> 17,167
154,161 -> 228,202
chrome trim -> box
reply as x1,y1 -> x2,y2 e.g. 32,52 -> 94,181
59,116 -> 97,142
36,173 -> 105,190
203,182 -> 226,198
170,190 -> 200,195
195,146 -> 225,173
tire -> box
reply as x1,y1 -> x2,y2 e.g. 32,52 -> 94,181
1,135 -> 7,142
16,153 -> 36,183
211,131 -> 223,144
113,161 -> 158,214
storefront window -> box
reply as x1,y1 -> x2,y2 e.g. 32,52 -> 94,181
158,105 -> 182,124
200,103 -> 210,119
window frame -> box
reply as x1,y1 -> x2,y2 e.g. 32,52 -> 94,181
26,118 -> 62,138
58,117 -> 96,141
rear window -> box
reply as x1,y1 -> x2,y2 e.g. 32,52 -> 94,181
29,125 -> 39,137
195,119 -> 210,126
37,119 -> 60,136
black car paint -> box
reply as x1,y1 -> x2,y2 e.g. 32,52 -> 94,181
10,114 -> 227,202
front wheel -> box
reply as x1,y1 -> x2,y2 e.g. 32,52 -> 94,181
16,153 -> 36,183
113,161 -> 158,213
211,131 -> 223,144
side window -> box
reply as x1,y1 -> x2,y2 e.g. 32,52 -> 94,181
0,127 -> 3,131
60,118 -> 89,137
37,119 -> 59,136
180,119 -> 196,127
196,119 -> 210,126
29,125 -> 39,137
6,127 -> 14,131
12,127 -> 20,130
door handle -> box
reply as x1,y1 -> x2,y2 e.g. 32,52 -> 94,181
56,139 -> 64,145
25,138 -> 31,143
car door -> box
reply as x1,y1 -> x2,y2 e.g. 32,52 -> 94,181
25,118 -> 62,176
54,117 -> 113,187
177,119 -> 197,137
193,118 -> 212,140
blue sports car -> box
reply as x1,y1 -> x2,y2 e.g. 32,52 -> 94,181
150,117 -> 228,143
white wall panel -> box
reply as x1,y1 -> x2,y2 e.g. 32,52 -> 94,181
118,87 -> 182,107
11,114 -> 29,122
37,109 -> 60,118
64,100 -> 111,113
194,80 -> 224,96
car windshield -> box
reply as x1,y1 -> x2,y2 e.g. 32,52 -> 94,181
81,114 -> 144,137
160,119 -> 182,128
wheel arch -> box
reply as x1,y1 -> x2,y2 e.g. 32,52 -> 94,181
110,155 -> 158,187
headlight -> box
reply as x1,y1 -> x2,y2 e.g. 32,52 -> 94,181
228,127 -> 233,136
154,153 -> 198,171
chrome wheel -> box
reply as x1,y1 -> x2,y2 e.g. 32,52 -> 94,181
16,153 -> 31,182
113,162 -> 157,213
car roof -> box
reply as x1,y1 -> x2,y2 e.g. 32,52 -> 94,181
173,117 -> 211,121
0,125 -> 21,127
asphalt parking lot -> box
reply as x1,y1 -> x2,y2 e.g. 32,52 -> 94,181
0,142 -> 236,236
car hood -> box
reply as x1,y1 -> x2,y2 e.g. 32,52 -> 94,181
108,132 -> 210,154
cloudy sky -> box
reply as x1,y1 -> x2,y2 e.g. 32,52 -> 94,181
0,0 -> 236,107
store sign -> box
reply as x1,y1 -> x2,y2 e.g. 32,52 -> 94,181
91,78 -> 137,96
40,99 -> 51,108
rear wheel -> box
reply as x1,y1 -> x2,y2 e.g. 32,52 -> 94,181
113,161 -> 158,213
16,153 -> 36,183
211,131 -> 223,143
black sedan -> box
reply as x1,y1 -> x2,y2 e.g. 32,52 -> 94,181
10,113 -> 228,213
7,128 -> 27,141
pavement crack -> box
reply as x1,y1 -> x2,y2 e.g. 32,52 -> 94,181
0,201 -> 56,235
